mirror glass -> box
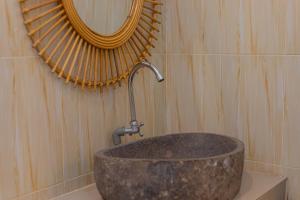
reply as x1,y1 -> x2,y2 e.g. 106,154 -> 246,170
73,0 -> 133,35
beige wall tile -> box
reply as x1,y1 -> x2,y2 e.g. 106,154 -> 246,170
165,0 -> 300,199
0,58 -> 64,199
166,54 -> 223,133
232,56 -> 300,169
166,54 -> 245,139
0,0 -> 35,57
0,53 -> 165,199
167,0 -> 300,55
166,55 -> 291,165
165,54 -> 300,198
245,160 -> 282,176
280,57 -> 300,168
166,0 -> 221,54
222,56 -> 285,164
219,0 -> 300,54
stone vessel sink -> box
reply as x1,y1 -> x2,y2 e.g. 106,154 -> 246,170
94,133 -> 244,200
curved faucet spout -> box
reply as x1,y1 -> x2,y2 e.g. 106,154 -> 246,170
112,61 -> 164,145
128,61 -> 164,121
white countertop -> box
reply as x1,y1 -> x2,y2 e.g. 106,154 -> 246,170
234,171 -> 286,200
52,171 -> 286,200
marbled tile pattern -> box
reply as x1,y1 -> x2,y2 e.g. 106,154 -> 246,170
0,0 -> 166,199
0,0 -> 34,57
0,55 -> 165,200
166,0 -> 300,199
166,0 -> 300,55
4,0 -> 300,199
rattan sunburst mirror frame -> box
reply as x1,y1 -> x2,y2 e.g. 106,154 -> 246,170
19,0 -> 162,89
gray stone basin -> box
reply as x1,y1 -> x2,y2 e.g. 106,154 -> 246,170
94,133 -> 244,200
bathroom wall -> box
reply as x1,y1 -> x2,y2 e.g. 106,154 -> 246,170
165,0 -> 300,199
0,0 -> 165,199
5,0 -> 300,199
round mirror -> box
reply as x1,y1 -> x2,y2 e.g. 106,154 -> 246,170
72,0 -> 134,35
20,0 -> 162,89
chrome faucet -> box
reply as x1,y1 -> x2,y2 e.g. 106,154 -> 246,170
112,61 -> 164,145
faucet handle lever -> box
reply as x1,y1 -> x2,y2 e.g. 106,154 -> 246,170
139,122 -> 144,127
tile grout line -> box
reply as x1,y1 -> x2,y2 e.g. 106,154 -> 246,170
245,159 -> 300,171
0,54 -> 166,61
165,53 -> 300,57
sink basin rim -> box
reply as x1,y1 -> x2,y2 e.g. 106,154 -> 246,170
95,132 -> 244,162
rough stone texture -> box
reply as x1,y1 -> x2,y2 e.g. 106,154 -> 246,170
94,133 -> 244,200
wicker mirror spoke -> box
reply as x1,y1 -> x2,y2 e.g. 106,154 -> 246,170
19,0 -> 162,89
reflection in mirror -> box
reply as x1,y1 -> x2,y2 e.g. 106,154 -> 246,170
73,0 -> 133,35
